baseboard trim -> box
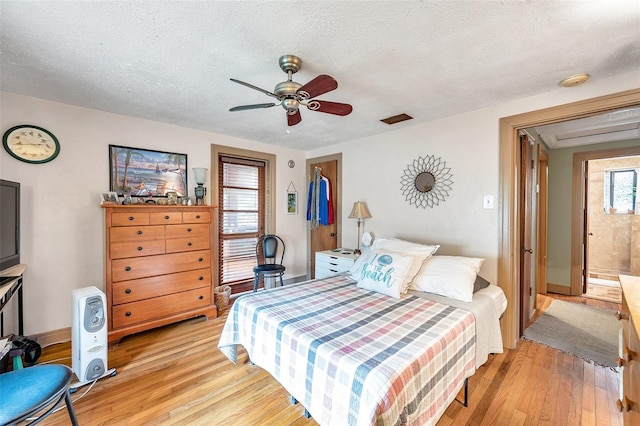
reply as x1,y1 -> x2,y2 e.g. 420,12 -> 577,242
30,327 -> 71,348
547,283 -> 571,295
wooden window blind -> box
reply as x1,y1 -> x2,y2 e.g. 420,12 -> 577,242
218,156 -> 265,293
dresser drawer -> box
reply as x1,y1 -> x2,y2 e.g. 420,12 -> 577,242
166,235 -> 211,253
110,239 -> 166,259
112,268 -> 211,304
316,266 -> 340,279
165,223 -> 209,239
112,287 -> 211,329
149,211 -> 183,225
110,225 -> 165,243
111,250 -> 210,282
316,254 -> 355,271
183,211 -> 211,223
111,212 -> 150,227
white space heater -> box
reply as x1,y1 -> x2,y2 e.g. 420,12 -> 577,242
71,286 -> 116,392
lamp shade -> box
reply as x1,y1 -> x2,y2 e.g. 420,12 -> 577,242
193,168 -> 208,185
348,201 -> 372,219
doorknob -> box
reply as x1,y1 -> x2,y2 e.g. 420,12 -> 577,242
588,232 -> 594,236
521,248 -> 533,254
330,233 -> 336,237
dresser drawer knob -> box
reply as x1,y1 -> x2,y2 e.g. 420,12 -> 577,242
128,216 -> 134,221
125,289 -> 132,294
616,396 -> 637,413
187,242 -> 192,246
125,311 -> 132,317
616,310 -> 628,321
199,295 -> 204,300
198,276 -> 203,280
198,257 -> 203,262
124,266 -> 131,271
137,246 -> 143,251
196,215 -> 200,219
187,228 -> 192,232
165,215 -> 170,220
137,230 -> 143,235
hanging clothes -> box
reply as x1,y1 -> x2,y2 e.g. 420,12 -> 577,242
307,168 -> 334,228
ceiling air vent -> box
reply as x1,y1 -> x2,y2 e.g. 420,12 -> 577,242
381,113 -> 413,125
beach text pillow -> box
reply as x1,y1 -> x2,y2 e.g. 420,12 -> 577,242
356,251 -> 413,298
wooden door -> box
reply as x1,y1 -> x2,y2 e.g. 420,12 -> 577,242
519,133 -> 534,335
536,146 -> 548,296
308,159 -> 339,278
582,161 -> 590,294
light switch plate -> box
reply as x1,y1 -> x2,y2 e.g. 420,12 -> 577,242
483,195 -> 494,209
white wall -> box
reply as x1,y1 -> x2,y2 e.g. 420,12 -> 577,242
2,69 -> 638,336
0,92 -> 308,335
309,70 -> 640,289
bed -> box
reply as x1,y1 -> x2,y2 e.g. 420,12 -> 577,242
218,268 -> 506,425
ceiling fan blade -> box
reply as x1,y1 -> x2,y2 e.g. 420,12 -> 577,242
287,110 -> 302,126
297,74 -> 338,99
229,103 -> 276,112
230,78 -> 280,100
312,100 -> 353,116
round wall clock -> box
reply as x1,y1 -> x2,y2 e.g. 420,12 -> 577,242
3,125 -> 60,164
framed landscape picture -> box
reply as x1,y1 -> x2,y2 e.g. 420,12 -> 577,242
109,145 -> 188,197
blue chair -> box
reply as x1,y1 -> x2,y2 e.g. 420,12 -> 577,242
0,364 -> 78,425
253,234 -> 286,292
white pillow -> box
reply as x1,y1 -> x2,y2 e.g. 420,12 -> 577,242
371,238 -> 440,292
410,255 -> 484,302
356,251 -> 414,298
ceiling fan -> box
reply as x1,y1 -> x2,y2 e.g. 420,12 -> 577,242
229,55 -> 353,126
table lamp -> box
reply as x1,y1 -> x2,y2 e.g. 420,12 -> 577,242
348,201 -> 372,255
193,168 -> 208,205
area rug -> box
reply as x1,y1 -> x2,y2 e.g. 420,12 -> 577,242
523,299 -> 620,367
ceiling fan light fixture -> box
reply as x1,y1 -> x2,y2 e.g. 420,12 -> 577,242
282,97 -> 299,112
559,73 -> 590,87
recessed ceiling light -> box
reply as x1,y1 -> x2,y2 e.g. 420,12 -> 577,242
559,74 -> 590,87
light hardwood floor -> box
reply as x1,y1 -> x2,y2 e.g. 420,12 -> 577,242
39,293 -> 622,425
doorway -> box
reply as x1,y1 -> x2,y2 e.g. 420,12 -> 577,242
580,152 -> 640,303
498,88 -> 640,349
306,153 -> 342,278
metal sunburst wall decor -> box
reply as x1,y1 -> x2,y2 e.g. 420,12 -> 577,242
400,154 -> 453,208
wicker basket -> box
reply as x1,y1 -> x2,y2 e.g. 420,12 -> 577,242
214,285 -> 232,311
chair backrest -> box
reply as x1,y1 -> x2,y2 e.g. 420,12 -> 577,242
256,234 -> 285,266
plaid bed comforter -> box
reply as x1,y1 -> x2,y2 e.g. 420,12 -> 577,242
218,275 -> 476,426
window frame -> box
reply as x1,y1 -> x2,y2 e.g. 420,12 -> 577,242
605,168 -> 638,213
211,145 -> 275,294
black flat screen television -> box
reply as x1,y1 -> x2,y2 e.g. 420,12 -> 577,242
0,179 -> 20,272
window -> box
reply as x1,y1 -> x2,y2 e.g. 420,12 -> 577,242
604,168 -> 638,213
218,155 -> 266,293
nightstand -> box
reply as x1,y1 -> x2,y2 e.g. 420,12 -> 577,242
315,250 -> 359,279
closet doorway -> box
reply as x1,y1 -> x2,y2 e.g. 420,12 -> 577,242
306,153 -> 342,278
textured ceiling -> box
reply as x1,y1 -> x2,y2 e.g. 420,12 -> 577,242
1,1 -> 639,151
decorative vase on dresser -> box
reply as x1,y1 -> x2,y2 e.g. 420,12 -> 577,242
102,205 -> 217,345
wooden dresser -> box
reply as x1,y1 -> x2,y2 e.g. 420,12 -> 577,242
103,205 -> 217,345
618,275 -> 640,424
